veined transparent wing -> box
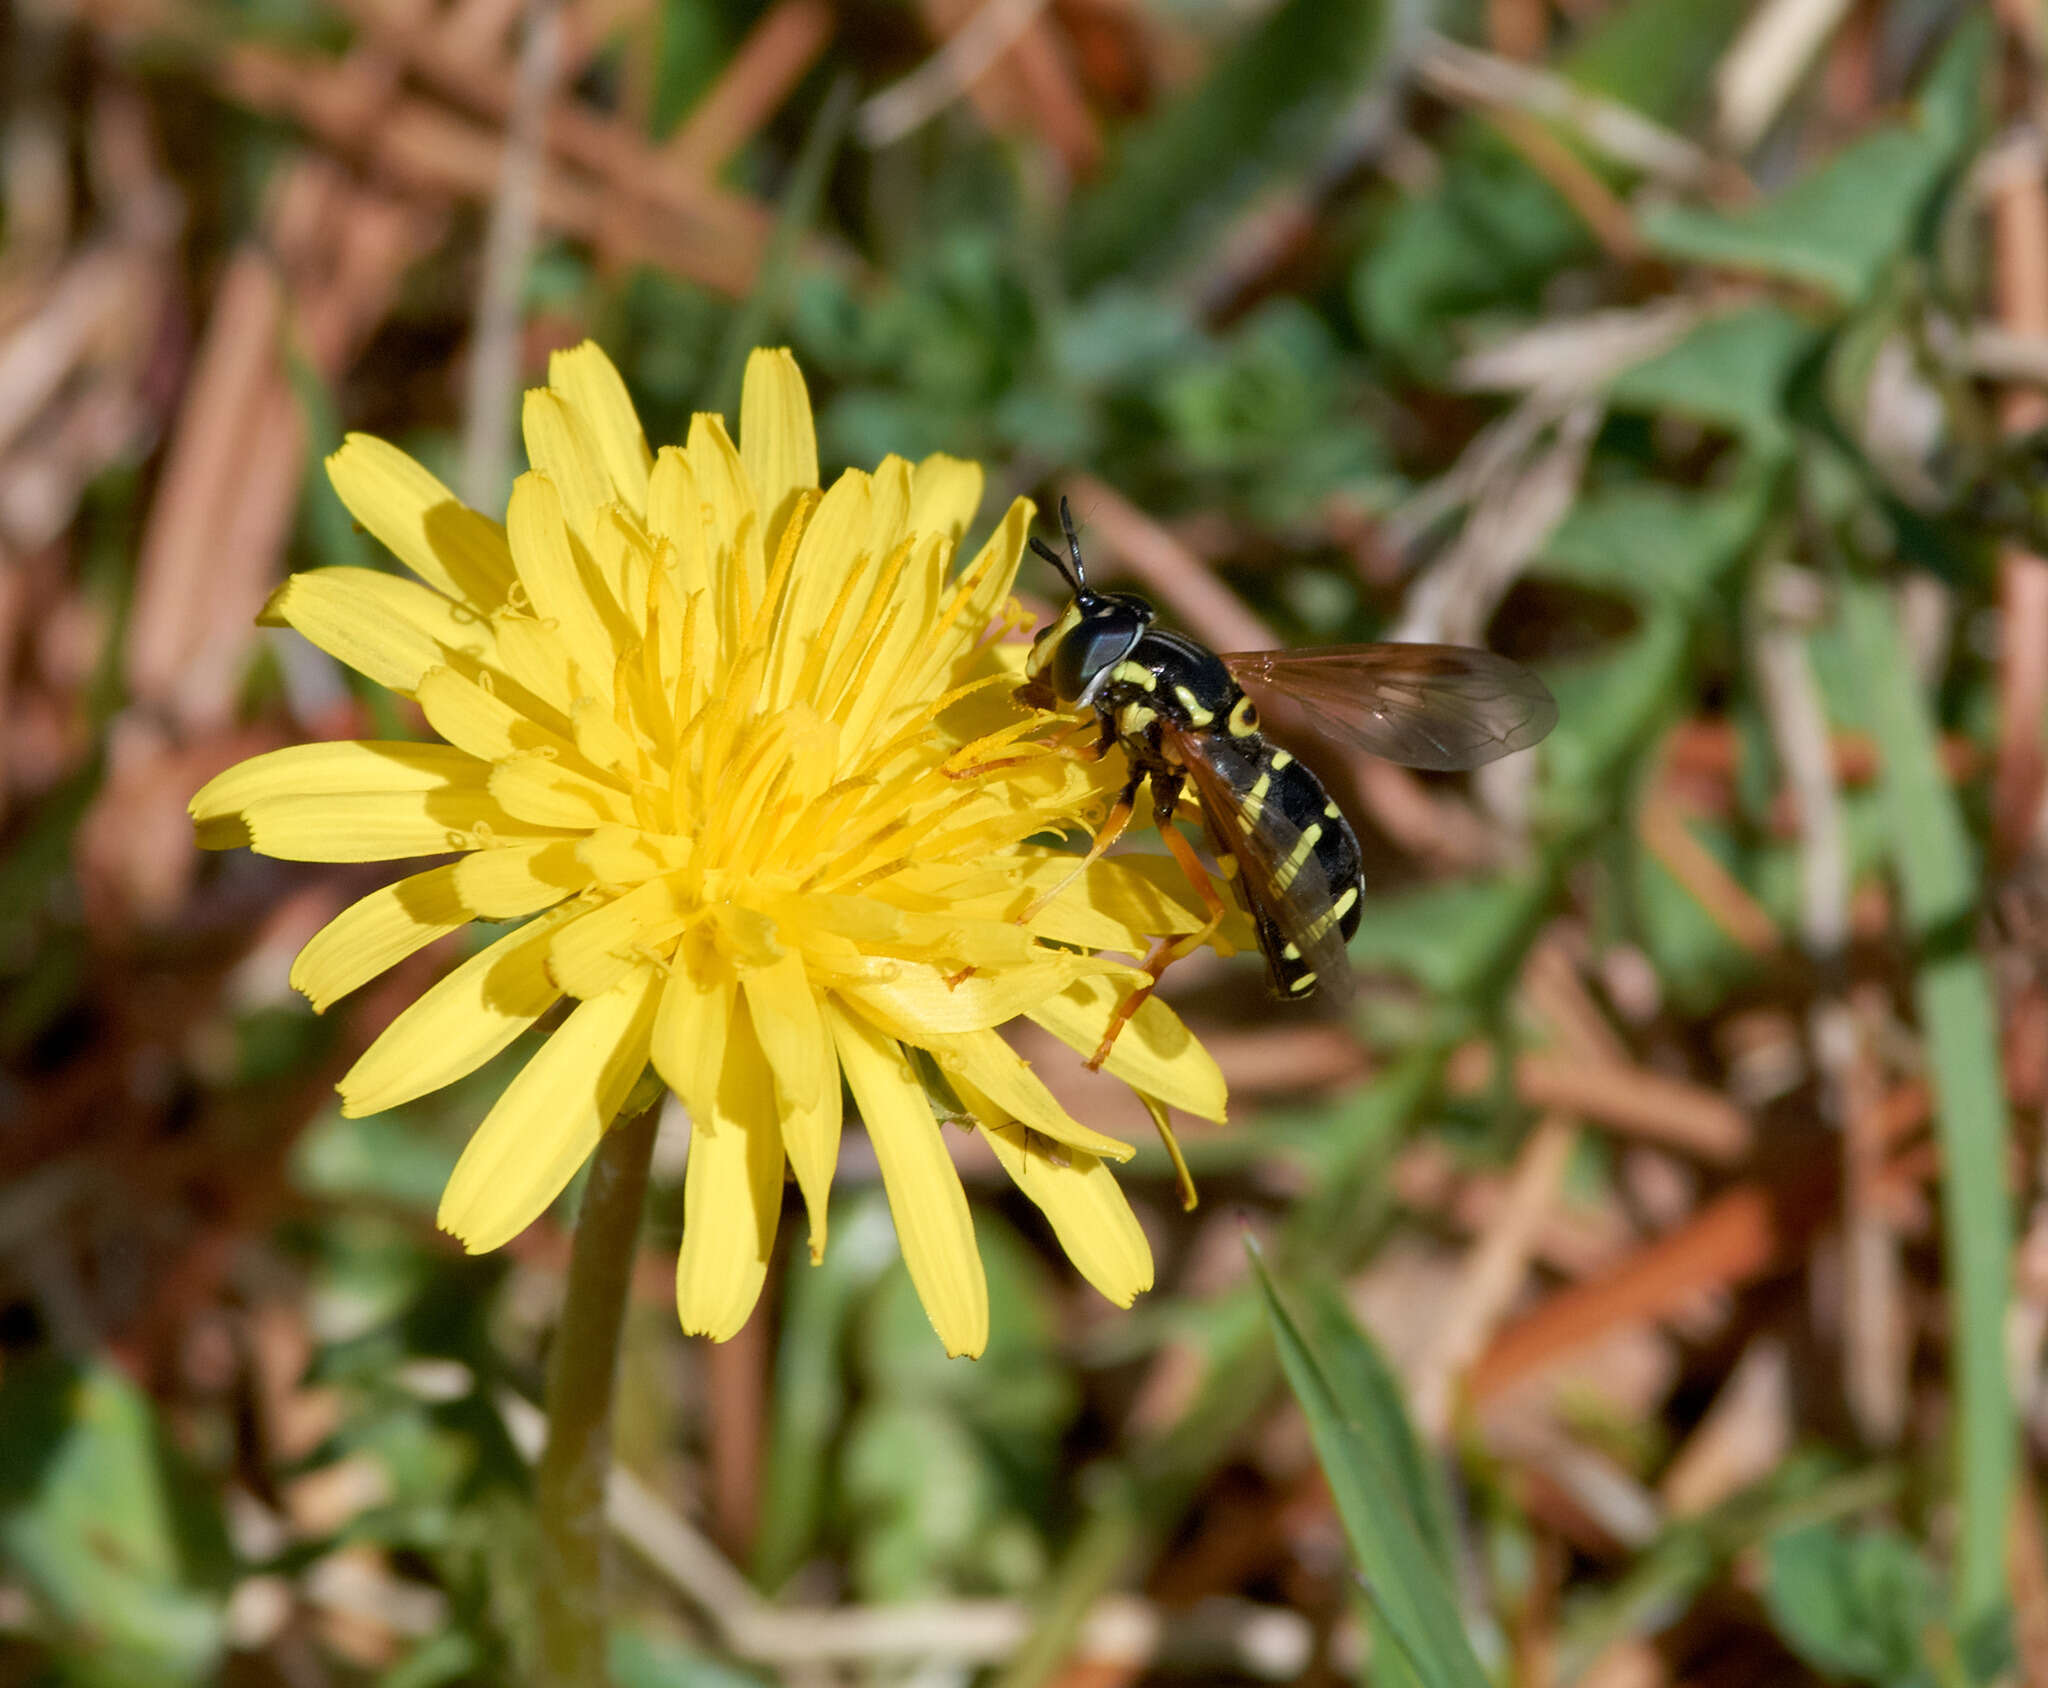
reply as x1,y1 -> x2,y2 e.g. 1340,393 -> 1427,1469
1170,723 -> 1356,1005
1224,644 -> 1557,772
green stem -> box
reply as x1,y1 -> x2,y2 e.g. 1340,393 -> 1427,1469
534,1102 -> 660,1687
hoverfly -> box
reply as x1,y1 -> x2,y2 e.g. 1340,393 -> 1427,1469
1016,500 -> 1557,1066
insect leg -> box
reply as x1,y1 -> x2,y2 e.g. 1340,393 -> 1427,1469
1086,772 -> 1229,1070
1016,762 -> 1143,924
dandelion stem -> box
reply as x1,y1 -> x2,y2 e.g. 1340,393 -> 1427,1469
534,1098 -> 659,1687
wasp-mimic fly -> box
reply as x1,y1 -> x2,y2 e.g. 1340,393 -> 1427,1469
1015,499 -> 1557,1067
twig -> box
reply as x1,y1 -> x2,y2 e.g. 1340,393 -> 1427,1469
1637,791 -> 1782,957
1450,299 -> 1706,398
705,1309 -> 768,1557
1411,1112 -> 1578,1440
1445,1044 -> 1752,1163
1480,106 -> 1642,261
1751,563 -> 1847,962
1713,0 -> 1855,152
666,0 -> 835,176
1991,160 -> 2048,868
1750,561 -> 1906,1443
1659,1337 -> 1791,1514
1416,30 -> 1720,190
500,1393 -> 1308,1673
1391,398 -> 1598,646
462,0 -> 562,509
858,0 -> 1058,147
1470,1177 -> 1803,1400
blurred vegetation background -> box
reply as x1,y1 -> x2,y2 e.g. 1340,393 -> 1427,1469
7,0 -> 2048,1682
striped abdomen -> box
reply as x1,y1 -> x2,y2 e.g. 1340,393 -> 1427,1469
1231,738 -> 1364,997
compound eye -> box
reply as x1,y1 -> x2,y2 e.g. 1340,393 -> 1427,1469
1049,613 -> 1140,703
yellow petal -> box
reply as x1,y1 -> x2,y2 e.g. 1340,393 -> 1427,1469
326,435 -> 514,607
547,877 -> 689,1000
577,824 -> 690,886
548,342 -> 652,514
521,387 -> 614,544
742,952 -> 840,1261
339,905 -> 577,1116
650,961 -> 731,1126
908,495 -> 1031,696
252,793 -> 562,862
194,740 -> 478,819
488,753 -> 634,830
916,1026 -> 1133,1161
193,740 -> 483,848
490,614 -> 581,720
981,1119 -> 1154,1308
676,994 -> 786,1341
838,535 -> 948,752
908,453 -> 984,547
739,348 -> 818,552
438,966 -> 660,1252
1027,977 -> 1228,1123
686,412 -> 762,609
452,839 -> 589,918
590,505 -> 655,637
995,854 -> 1242,952
866,455 -> 912,557
569,698 -> 641,778
506,471 -> 624,691
844,954 -> 1124,1036
827,1000 -> 987,1359
765,468 -> 871,708
291,863 -> 470,1012
645,447 -> 712,603
260,568 -> 493,696
415,666 -> 581,765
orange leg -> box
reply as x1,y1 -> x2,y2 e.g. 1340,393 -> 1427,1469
1085,794 -> 1231,1070
1017,767 -> 1140,925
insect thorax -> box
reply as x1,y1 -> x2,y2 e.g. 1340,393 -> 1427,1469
1088,628 -> 1240,745
1089,628 -> 1367,976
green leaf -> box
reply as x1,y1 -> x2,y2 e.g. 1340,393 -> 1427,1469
1642,130 -> 1945,301
1354,0 -> 1744,370
1064,0 -> 1388,289
1289,1276 -> 1461,1577
1534,473 -> 1774,609
611,1625 -> 774,1688
1539,613 -> 1689,814
1841,578 -> 2012,1638
1763,1523 -> 1940,1687
1348,873 -> 1547,1000
1641,19 -> 1990,302
294,1109 -> 462,1211
0,1358 -> 226,1687
1607,306 -> 1821,452
1247,1247 -> 1489,1688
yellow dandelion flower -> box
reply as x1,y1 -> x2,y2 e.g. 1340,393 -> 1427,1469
192,344 -> 1230,1357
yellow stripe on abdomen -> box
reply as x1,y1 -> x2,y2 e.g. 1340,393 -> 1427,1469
1271,821 -> 1323,891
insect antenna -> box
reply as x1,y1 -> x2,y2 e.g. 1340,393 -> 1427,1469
1029,535 -> 1079,594
1057,496 -> 1090,591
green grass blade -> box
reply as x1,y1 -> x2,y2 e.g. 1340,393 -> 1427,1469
1247,1241 -> 1488,1688
1840,576 -> 2013,1635
706,72 -> 856,416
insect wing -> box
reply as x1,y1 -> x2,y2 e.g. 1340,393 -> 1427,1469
1171,724 -> 1356,1005
1224,644 -> 1557,771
